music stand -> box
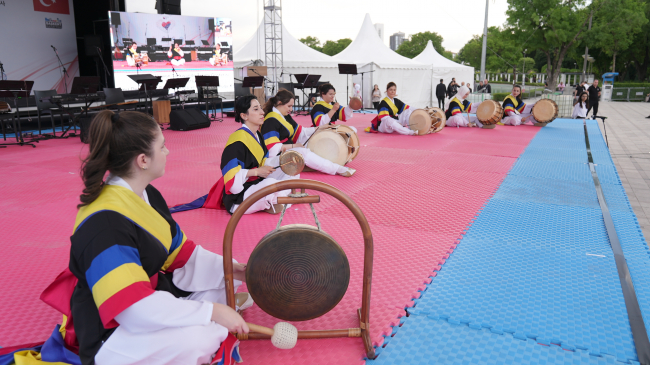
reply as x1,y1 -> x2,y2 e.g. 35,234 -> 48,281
185,40 -> 195,46
338,64 -> 358,102
0,80 -> 36,147
296,75 -> 320,114
174,38 -> 183,46
196,76 -> 223,121
128,74 -> 160,112
242,76 -> 264,88
71,76 -> 100,94
162,77 -> 189,102
201,40 -> 210,46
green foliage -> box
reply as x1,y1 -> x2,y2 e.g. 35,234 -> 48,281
322,38 -> 352,56
518,57 -> 536,73
456,27 -> 521,72
299,36 -> 323,52
491,92 -> 510,101
395,31 -> 445,59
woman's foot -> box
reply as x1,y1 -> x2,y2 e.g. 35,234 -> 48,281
235,292 -> 254,313
339,168 -> 356,177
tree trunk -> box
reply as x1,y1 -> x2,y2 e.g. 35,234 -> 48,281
632,44 -> 649,81
612,51 -> 617,73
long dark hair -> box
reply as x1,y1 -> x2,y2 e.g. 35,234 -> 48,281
78,110 -> 159,208
319,83 -> 335,97
235,95 -> 258,123
263,89 -> 294,115
577,91 -> 589,109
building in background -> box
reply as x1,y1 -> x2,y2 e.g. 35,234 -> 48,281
389,31 -> 406,51
374,23 -> 384,43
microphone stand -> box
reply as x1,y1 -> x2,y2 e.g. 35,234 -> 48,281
52,46 -> 69,92
96,47 -> 111,89
0,61 -> 6,81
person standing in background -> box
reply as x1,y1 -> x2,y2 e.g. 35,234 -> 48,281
372,84 -> 382,110
476,81 -> 484,93
574,81 -> 586,102
447,78 -> 458,98
587,79 -> 601,117
483,79 -> 492,94
467,83 -> 472,93
436,79 -> 446,109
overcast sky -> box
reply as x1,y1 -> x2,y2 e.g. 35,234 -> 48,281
126,0 -> 509,53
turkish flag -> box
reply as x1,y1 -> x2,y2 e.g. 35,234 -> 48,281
33,0 -> 70,15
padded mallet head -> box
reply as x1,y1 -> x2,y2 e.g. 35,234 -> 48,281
271,322 -> 298,349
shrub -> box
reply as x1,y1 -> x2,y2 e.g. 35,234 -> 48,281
491,92 -> 510,102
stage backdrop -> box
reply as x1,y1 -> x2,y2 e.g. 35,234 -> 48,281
0,0 -> 79,93
109,12 -> 233,95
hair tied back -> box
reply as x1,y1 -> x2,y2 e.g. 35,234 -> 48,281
111,113 -> 120,123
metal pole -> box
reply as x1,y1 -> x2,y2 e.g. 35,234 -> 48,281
581,11 -> 593,83
522,50 -> 526,89
480,0 -> 489,82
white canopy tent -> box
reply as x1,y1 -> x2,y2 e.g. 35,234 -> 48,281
233,23 -> 349,104
413,40 -> 475,107
333,14 -> 431,109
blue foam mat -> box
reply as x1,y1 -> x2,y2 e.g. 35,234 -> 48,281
369,119 -> 650,364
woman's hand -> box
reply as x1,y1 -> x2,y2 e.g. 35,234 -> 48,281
254,166 -> 275,178
233,262 -> 246,282
211,303 -> 249,334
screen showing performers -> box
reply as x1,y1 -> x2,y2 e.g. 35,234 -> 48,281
108,11 -> 233,94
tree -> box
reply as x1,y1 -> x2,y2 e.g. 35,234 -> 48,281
506,0 -> 597,90
456,27 -> 521,73
395,31 -> 445,59
518,57 -> 536,73
591,0 -> 647,72
614,0 -> 650,79
322,38 -> 352,56
299,36 -> 323,52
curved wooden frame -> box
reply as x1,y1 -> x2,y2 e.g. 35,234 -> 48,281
223,179 -> 375,359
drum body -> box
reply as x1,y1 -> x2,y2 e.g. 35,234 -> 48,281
348,97 -> 363,111
532,99 -> 559,123
425,107 -> 447,133
307,130 -> 349,166
476,100 -> 503,125
333,125 -> 360,162
279,150 -> 305,176
408,109 -> 432,135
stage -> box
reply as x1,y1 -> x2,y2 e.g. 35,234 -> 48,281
112,60 -> 234,72
0,114 -> 649,364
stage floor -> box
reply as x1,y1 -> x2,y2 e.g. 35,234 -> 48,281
112,60 -> 234,72
0,114 -> 648,364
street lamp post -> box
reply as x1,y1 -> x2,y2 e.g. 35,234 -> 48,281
522,49 -> 527,90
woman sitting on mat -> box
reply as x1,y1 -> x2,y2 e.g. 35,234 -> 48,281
261,89 -> 356,177
310,83 -> 357,132
365,82 -> 417,135
445,85 -> 483,128
45,110 -> 252,365
498,84 -> 535,126
219,95 -> 297,214
209,44 -> 229,66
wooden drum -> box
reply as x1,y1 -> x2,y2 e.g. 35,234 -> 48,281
426,107 -> 446,133
307,129 -> 350,166
333,125 -> 360,162
408,109 -> 432,135
476,99 -> 503,125
532,99 -> 559,123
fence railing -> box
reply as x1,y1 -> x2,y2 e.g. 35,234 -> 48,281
540,94 -> 574,118
611,87 -> 650,102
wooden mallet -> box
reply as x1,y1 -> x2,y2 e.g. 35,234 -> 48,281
247,322 -> 298,349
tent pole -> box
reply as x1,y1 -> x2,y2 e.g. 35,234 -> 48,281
480,0 -> 488,81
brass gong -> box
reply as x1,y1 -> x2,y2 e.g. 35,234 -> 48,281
246,224 -> 350,321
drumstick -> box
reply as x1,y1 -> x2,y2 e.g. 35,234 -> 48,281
274,157 -> 298,169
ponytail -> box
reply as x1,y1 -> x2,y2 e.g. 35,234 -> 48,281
78,110 -> 159,208
263,89 -> 295,115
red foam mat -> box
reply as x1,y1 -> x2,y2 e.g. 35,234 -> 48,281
0,113 -> 539,363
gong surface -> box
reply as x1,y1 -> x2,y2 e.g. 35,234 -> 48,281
246,224 -> 350,321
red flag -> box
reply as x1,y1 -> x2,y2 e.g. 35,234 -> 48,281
33,0 -> 70,15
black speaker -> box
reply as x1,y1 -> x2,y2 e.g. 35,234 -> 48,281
111,12 -> 121,25
208,18 -> 215,31
80,117 -> 93,143
155,0 -> 181,15
170,109 -> 210,131
84,35 -> 103,57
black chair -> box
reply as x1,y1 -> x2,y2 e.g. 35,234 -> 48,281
34,90 -> 65,137
104,88 -> 139,111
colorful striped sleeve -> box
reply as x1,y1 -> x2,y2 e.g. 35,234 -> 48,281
378,107 -> 391,119
337,106 -> 346,122
85,244 -> 155,327
399,104 -> 409,113
313,111 -> 326,126
450,105 -> 462,115
221,157 -> 245,194
263,131 -> 281,150
503,99 -> 516,114
162,223 -> 197,272
516,102 -> 526,113
292,125 -> 303,143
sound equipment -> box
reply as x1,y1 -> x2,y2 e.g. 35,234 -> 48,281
110,12 -> 121,26
208,18 -> 215,31
84,35 -> 103,57
169,108 -> 210,131
156,0 -> 181,15
152,100 -> 171,125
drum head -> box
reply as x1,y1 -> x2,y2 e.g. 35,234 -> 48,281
307,130 -> 348,166
279,150 -> 305,176
335,125 -> 360,162
532,100 -> 557,123
409,109 -> 432,135
246,224 -> 350,321
476,100 -> 502,124
427,107 -> 447,133
348,97 -> 363,111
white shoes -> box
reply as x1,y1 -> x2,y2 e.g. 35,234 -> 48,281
235,292 -> 254,312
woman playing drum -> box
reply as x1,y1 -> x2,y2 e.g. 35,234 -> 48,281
262,89 -> 356,177
498,85 -> 535,126
365,82 -> 417,135
310,83 -> 357,132
445,85 -> 484,127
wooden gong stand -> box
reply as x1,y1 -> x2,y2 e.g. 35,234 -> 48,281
223,179 -> 376,359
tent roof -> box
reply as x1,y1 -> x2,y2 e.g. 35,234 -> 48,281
413,40 -> 472,70
333,14 -> 427,69
234,22 -> 345,68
